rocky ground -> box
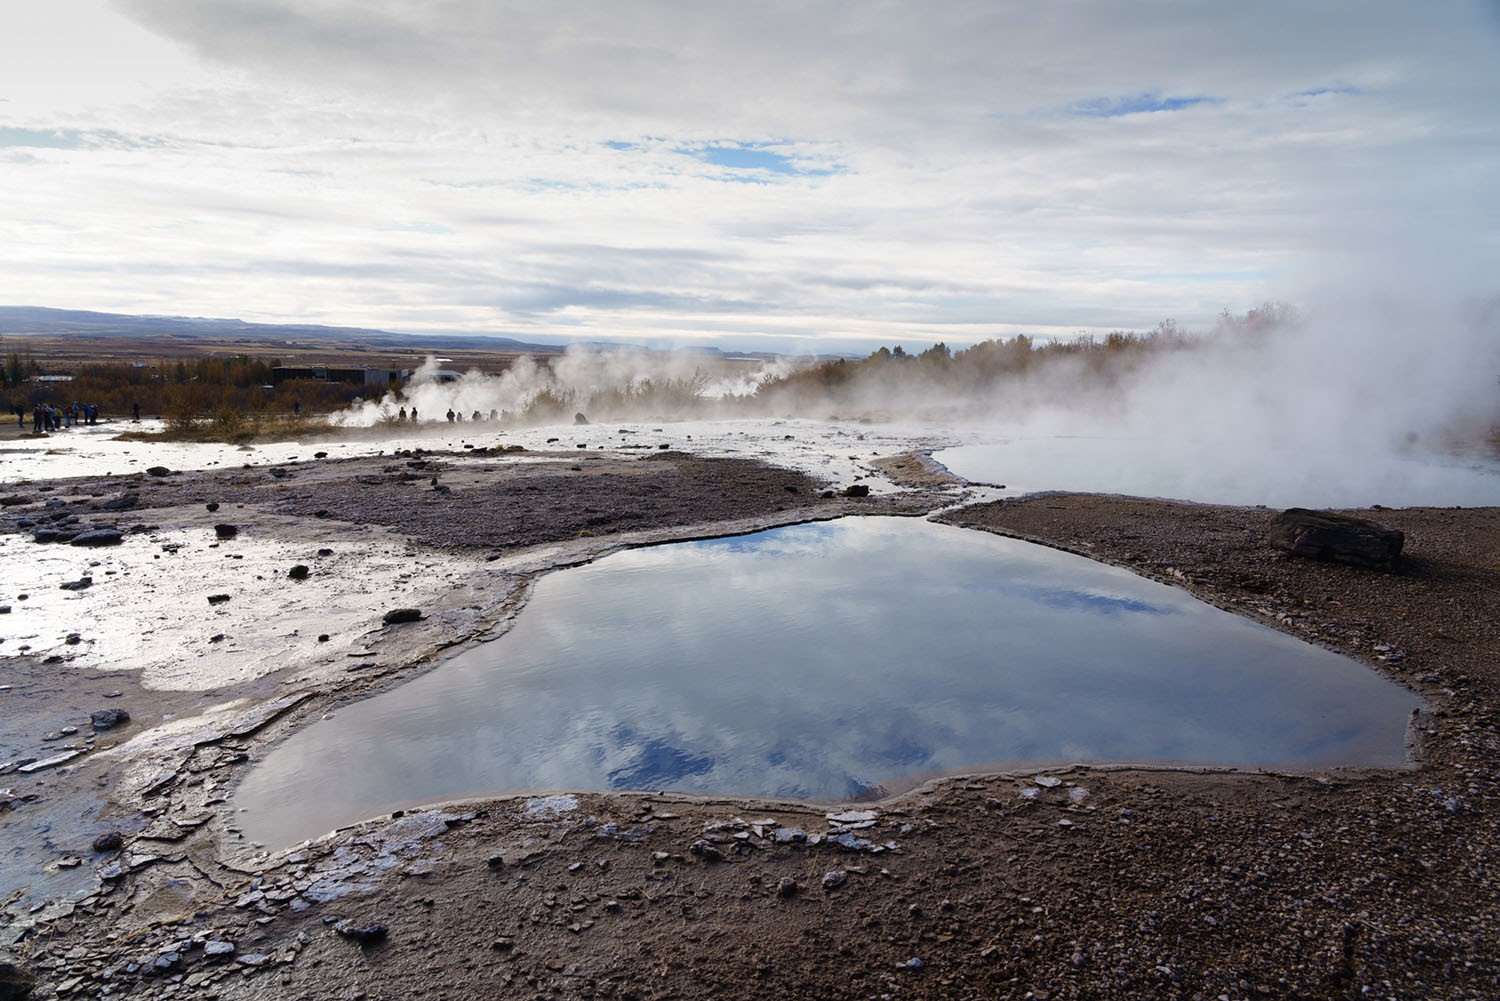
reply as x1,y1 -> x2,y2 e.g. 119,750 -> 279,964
2,448 -> 1498,1000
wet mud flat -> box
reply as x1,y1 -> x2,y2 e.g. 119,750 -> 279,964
3,471 -> 1498,999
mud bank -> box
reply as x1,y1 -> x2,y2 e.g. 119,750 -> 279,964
2,451 -> 1498,999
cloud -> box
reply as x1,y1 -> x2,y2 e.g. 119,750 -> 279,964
0,1 -> 1493,349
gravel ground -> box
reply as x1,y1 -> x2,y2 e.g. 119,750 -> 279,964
3,469 -> 1498,1000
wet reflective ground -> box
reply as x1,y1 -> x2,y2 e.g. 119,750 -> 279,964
234,518 -> 1422,848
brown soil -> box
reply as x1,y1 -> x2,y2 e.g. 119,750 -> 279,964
4,478 -> 1500,1000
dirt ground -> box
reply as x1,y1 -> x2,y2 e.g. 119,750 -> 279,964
3,451 -> 1499,1000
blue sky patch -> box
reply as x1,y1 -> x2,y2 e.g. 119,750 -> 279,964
0,127 -> 85,149
1069,94 -> 1218,118
674,142 -> 840,178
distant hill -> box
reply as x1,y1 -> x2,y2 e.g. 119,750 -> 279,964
0,306 -> 565,354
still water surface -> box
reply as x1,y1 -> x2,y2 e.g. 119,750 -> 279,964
235,518 -> 1421,847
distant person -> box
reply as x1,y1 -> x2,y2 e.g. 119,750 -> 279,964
293,400 -> 301,416
398,407 -> 407,422
489,408 -> 498,421
32,404 -> 42,433
132,402 -> 140,421
13,404 -> 23,429
471,410 -> 480,422
446,409 -> 455,422
410,408 -> 417,422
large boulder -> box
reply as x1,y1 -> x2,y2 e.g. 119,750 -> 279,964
1267,508 -> 1404,570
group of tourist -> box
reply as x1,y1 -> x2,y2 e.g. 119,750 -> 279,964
18,402 -> 103,432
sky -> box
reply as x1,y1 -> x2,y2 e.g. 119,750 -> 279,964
1,1 -> 1498,354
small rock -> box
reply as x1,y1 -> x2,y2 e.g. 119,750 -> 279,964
318,634 -> 330,642
206,594 -> 231,605
91,708 -> 130,730
821,870 -> 848,891
334,920 -> 388,945
689,840 -> 724,863
288,565 -> 310,580
1034,775 -> 1063,788
382,608 -> 422,625
213,524 -> 238,539
59,577 -> 93,591
146,466 -> 171,477
843,484 -> 870,498
203,941 -> 235,958
776,877 -> 799,898
574,412 -> 589,425
205,502 -> 219,512
317,548 -> 333,557
92,831 -> 124,852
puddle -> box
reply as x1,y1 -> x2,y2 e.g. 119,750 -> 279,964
233,518 -> 1422,849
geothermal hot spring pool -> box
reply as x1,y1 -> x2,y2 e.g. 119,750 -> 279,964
234,517 -> 1422,848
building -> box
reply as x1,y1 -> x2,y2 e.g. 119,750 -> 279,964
271,366 -> 409,386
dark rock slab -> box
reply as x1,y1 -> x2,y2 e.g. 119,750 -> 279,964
0,957 -> 36,1000
213,524 -> 238,539
844,484 -> 870,498
70,529 -> 124,547
146,466 -> 171,477
100,494 -> 139,511
1268,508 -> 1404,570
288,565 -> 310,580
383,608 -> 422,625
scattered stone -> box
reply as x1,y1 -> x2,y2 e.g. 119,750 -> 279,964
213,524 -> 238,539
1034,775 -> 1063,789
65,633 -> 81,645
288,564 -> 310,580
382,608 -> 422,625
100,494 -> 139,511
821,870 -> 848,891
92,831 -> 124,852
58,577 -> 93,591
774,828 -> 808,844
91,708 -> 130,730
203,941 -> 235,958
145,466 -> 171,477
237,952 -> 270,967
776,877 -> 799,898
844,484 -> 870,497
314,451 -> 328,459
205,502 -> 219,512
317,548 -> 333,556
318,633 -> 330,642
207,594 -> 231,605
574,412 -> 589,425
1267,508 -> 1404,570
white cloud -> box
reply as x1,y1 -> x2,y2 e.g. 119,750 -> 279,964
0,0 -> 1495,350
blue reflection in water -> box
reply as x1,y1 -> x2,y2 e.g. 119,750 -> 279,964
235,518 -> 1422,848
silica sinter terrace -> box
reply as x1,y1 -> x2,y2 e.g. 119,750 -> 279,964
234,517 -> 1421,848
